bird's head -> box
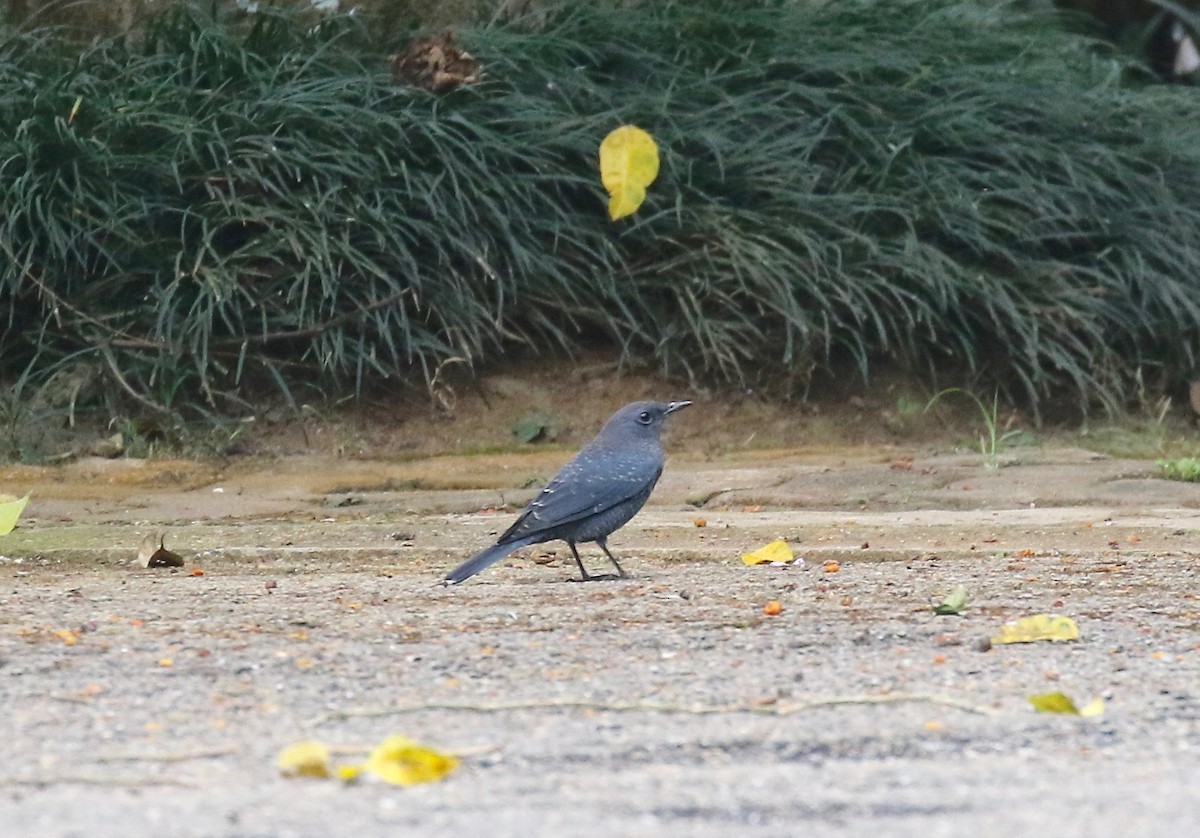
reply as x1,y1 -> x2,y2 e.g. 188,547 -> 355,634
600,400 -> 692,440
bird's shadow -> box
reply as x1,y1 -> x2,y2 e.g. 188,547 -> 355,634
567,573 -> 627,583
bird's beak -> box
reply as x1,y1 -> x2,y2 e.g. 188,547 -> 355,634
666,400 -> 692,415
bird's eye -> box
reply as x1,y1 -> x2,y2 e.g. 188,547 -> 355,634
637,410 -> 652,425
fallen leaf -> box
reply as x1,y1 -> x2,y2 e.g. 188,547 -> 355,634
763,600 -> 783,616
741,539 -> 793,566
992,614 -> 1079,644
191,568 -> 205,577
933,584 -> 969,616
337,764 -> 363,782
362,735 -> 459,786
55,629 -> 79,646
1028,691 -> 1105,718
158,657 -> 174,667
0,492 -> 31,536
388,32 -> 482,93
599,125 -> 660,220
823,560 -> 840,574
1028,691 -> 1077,714
278,741 -> 333,778
136,532 -> 184,568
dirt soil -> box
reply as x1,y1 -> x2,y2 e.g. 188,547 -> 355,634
2,367 -> 1199,837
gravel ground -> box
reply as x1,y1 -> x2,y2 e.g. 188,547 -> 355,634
2,446 -> 1199,837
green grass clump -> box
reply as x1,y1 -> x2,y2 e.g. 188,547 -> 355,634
1158,457 -> 1200,482
3,0 -> 1200,420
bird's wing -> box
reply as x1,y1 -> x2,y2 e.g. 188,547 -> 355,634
497,447 -> 662,544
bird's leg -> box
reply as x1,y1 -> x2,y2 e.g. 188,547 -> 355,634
596,538 -> 627,578
568,541 -> 594,582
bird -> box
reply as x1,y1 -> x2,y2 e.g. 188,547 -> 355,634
444,400 -> 691,584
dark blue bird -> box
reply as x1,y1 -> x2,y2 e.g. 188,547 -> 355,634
444,400 -> 691,584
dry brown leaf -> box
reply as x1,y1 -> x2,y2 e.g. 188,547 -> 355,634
388,33 -> 482,93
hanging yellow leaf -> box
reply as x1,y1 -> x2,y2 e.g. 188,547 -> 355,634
741,539 -> 794,566
1028,691 -> 1105,718
0,492 -> 31,536
277,741 -> 333,779
991,614 -> 1079,644
363,735 -> 459,786
599,125 -> 660,221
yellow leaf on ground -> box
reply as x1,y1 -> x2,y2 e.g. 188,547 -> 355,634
741,539 -> 793,566
992,614 -> 1079,644
0,492 -> 31,536
1028,691 -> 1080,714
278,741 -> 332,778
364,735 -> 459,786
337,764 -> 363,782
1028,691 -> 1105,718
55,629 -> 79,646
599,125 -> 660,221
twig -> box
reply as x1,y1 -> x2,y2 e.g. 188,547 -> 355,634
94,747 -> 237,764
308,693 -> 995,725
779,694 -> 994,715
39,693 -> 90,705
25,269 -> 163,351
99,344 -> 170,414
0,775 -> 196,788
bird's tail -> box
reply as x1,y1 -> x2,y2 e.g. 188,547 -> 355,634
443,536 -> 537,585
